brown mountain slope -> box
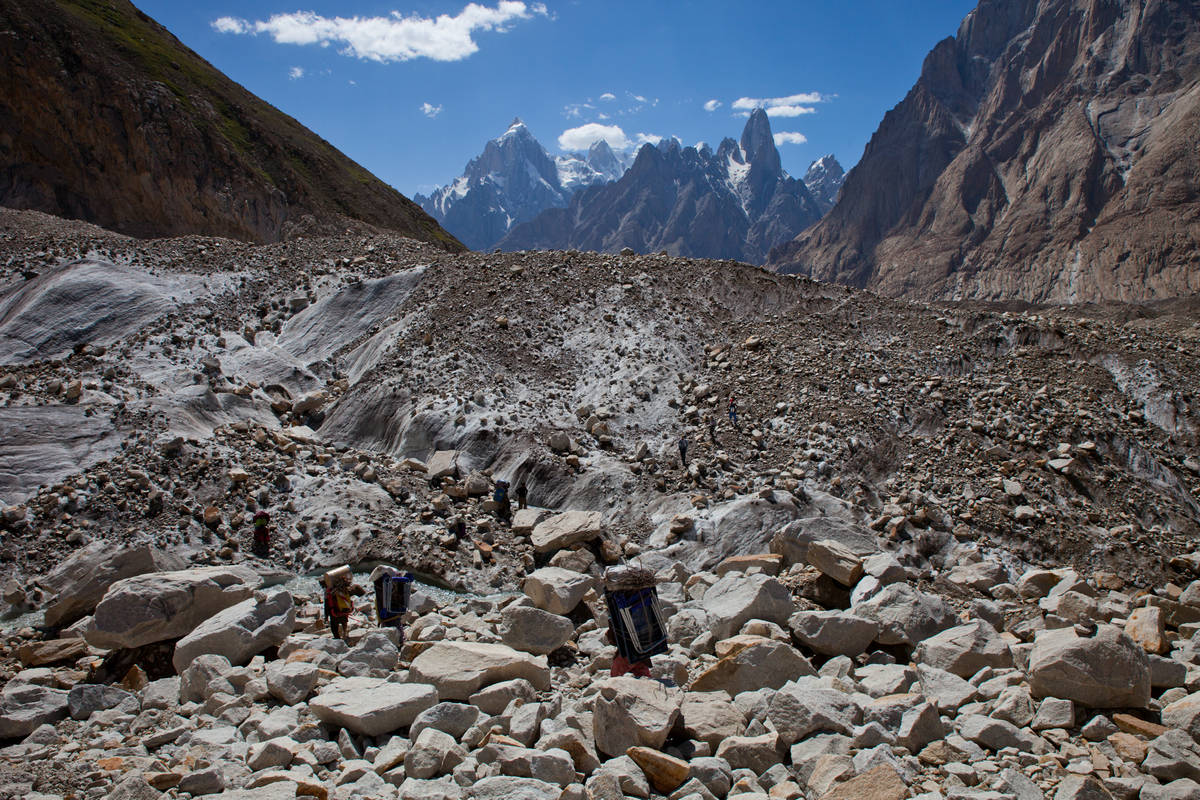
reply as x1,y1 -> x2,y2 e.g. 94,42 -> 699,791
0,0 -> 463,249
771,0 -> 1200,303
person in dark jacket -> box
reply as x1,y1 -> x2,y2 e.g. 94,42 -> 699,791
516,482 -> 528,510
678,435 -> 689,467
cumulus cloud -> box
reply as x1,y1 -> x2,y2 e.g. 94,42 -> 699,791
766,105 -> 817,117
599,92 -> 616,101
288,66 -> 304,79
212,16 -> 249,34
732,92 -> 829,110
558,124 -> 661,152
703,99 -> 721,112
420,102 -> 443,118
211,1 -> 548,63
773,132 -> 808,146
559,123 -> 629,150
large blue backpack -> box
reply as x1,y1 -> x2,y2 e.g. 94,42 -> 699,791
604,586 -> 669,661
378,573 -> 414,623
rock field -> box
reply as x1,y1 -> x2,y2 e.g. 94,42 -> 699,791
0,206 -> 1198,799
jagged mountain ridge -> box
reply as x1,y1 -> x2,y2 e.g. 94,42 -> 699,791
415,120 -> 630,251
498,109 -> 827,263
803,154 -> 846,211
0,0 -> 461,249
770,0 -> 1200,303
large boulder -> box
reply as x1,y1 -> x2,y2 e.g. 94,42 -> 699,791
529,511 -> 604,553
700,572 -> 795,640
679,691 -> 747,748
592,676 -> 683,757
789,610 -> 879,657
851,583 -> 957,646
499,606 -> 574,655
409,641 -> 550,700
83,566 -> 262,650
171,591 -> 295,672
691,638 -> 816,695
41,543 -> 184,629
806,540 -> 864,587
0,682 -> 69,739
914,620 -> 1013,678
265,661 -> 319,705
522,567 -> 593,615
1027,625 -> 1151,708
309,677 -> 438,737
767,685 -> 860,745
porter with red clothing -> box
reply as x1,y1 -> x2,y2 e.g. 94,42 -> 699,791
603,565 -> 669,678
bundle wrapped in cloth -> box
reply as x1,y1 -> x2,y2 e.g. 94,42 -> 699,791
603,565 -> 668,663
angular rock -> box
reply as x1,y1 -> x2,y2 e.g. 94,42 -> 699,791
1162,692 -> 1200,742
592,676 -> 683,757
767,686 -> 859,745
41,543 -> 183,629
1127,606 -> 1170,655
469,678 -> 537,716
788,610 -> 879,658
0,682 -> 69,738
500,606 -> 574,655
806,540 -> 864,587
851,583 -> 956,646
427,450 -> 459,480
914,620 -> 1013,678
1028,625 -> 1151,708
467,776 -> 562,800
691,638 -> 815,696
957,714 -> 1040,752
309,677 -> 438,737
172,590 -> 294,671
522,567 -> 592,615
714,732 -> 782,775
265,661 -> 319,705
530,511 -> 604,553
818,764 -> 907,800
700,573 -> 795,640
84,566 -> 262,650
628,747 -> 690,794
1053,775 -> 1116,799
679,691 -> 748,748
410,642 -> 550,700
67,684 -> 134,721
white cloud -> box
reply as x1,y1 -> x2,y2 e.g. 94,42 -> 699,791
703,99 -> 721,112
773,132 -> 808,146
732,92 -> 830,110
211,2 -> 548,63
212,16 -> 249,34
420,102 -> 443,118
599,92 -> 616,101
559,123 -> 629,151
288,66 -> 304,79
557,125 -> 664,152
766,105 -> 817,117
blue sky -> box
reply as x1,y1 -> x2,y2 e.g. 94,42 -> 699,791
134,1 -> 977,197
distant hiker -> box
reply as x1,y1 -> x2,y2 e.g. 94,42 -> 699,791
707,415 -> 718,444
252,510 -> 270,556
516,482 -> 528,510
728,394 -> 738,427
494,480 -> 512,524
603,565 -> 669,679
678,435 -> 689,467
323,566 -> 361,642
371,565 -> 414,644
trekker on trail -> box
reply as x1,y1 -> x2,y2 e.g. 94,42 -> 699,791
252,509 -> 270,556
603,565 -> 669,679
678,435 -> 689,467
728,394 -> 738,427
516,482 -> 528,510
707,415 -> 718,444
494,480 -> 512,524
323,567 -> 361,642
371,565 -> 414,644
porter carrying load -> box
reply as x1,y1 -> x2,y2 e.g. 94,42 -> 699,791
322,565 -> 358,642
603,564 -> 668,678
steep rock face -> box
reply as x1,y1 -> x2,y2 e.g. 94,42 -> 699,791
803,155 -> 846,211
772,0 -> 1200,302
0,0 -> 460,249
416,120 -> 628,251
499,109 -> 824,263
